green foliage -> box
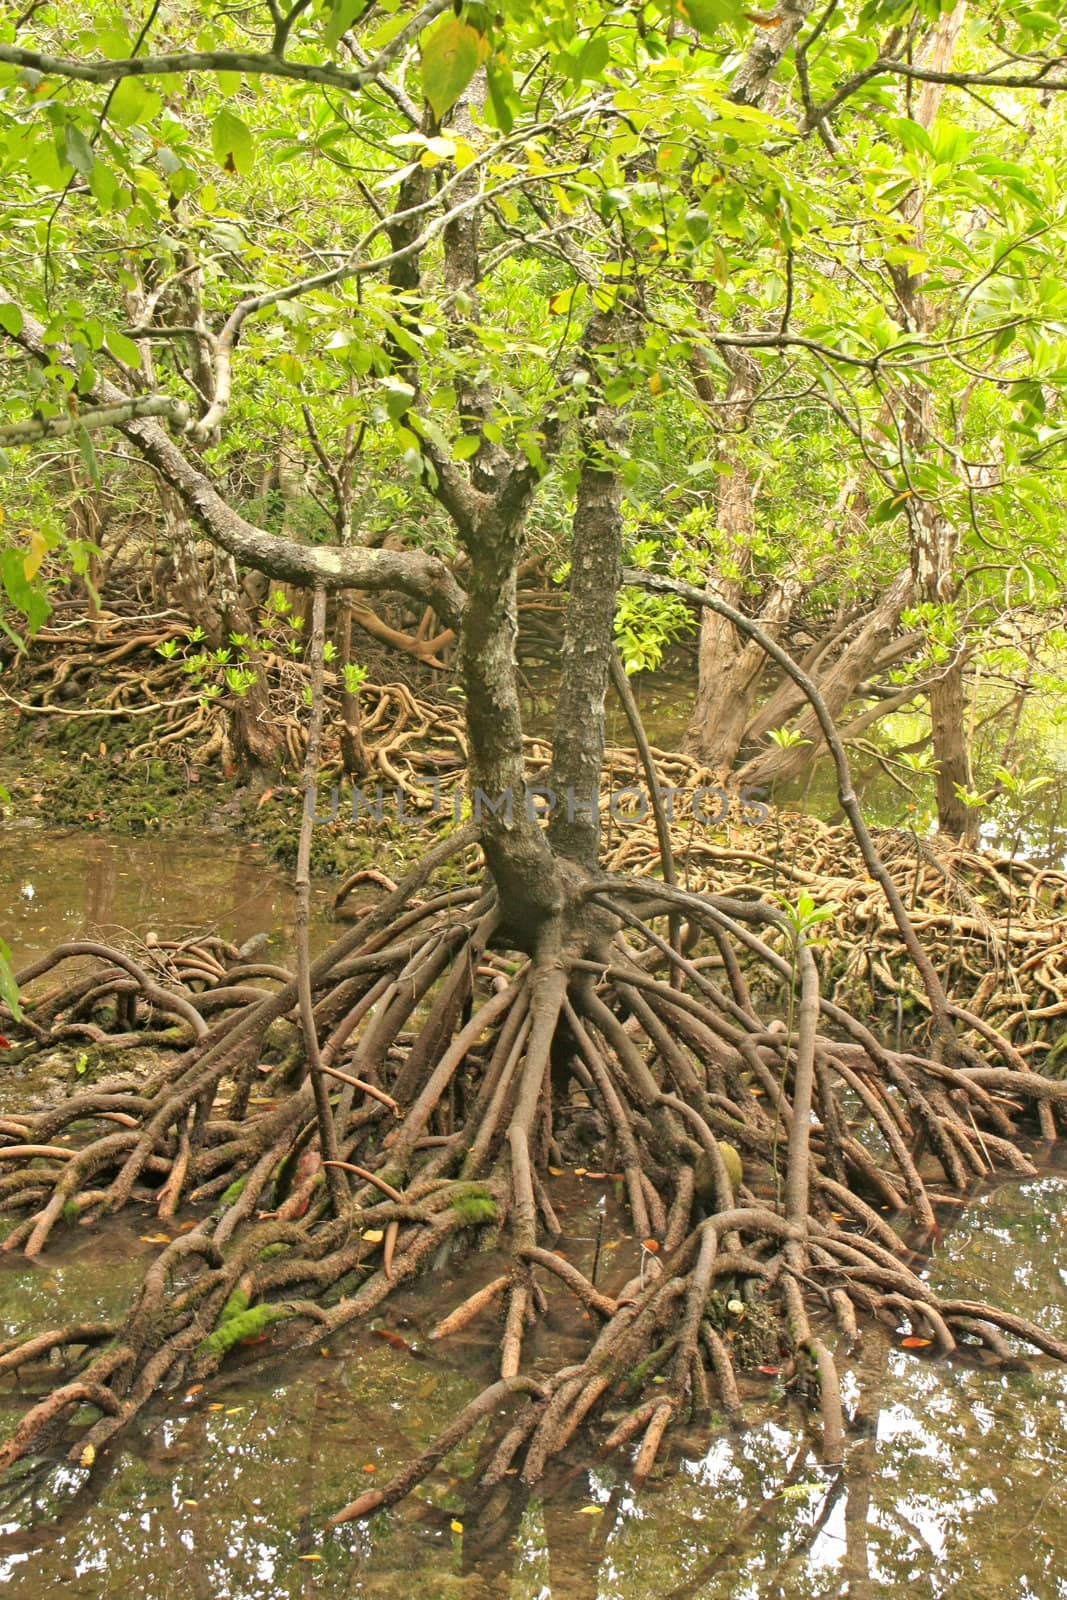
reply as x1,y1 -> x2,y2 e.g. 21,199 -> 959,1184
0,937 -> 23,1022
0,0 -> 1066,775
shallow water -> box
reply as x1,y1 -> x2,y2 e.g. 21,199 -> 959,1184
0,833 -> 1066,1597
0,1165 -> 1064,1600
0,829 -> 334,970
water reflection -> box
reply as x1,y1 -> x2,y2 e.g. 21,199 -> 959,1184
0,830 -> 332,967
0,1171 -> 1063,1598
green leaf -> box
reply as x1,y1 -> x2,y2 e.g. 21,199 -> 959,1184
0,303 -> 23,337
211,108 -> 255,176
107,77 -> 162,128
324,0 -> 368,51
105,328 -> 142,367
680,0 -> 741,38
570,35 -> 610,82
76,423 -> 100,486
888,117 -> 934,160
0,939 -> 23,1023
63,122 -> 95,177
485,51 -> 518,133
420,16 -> 489,120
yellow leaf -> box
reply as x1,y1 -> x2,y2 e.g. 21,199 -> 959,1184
206,1402 -> 225,1412
547,1166 -> 565,1176
225,1406 -> 244,1415
139,1233 -> 172,1244
450,1519 -> 464,1533
79,1442 -> 96,1468
362,1228 -> 385,1243
298,1554 -> 323,1562
578,1504 -> 604,1516
648,371 -> 663,395
23,529 -> 47,581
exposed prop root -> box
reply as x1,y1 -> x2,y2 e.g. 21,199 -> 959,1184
1,831 -> 1065,1526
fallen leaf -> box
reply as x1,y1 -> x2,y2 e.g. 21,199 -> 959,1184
450,1519 -> 463,1534
0,1035 -> 10,1049
206,1402 -> 225,1412
547,1166 -> 565,1177
901,1335 -> 933,1349
225,1406 -> 244,1414
578,1504 -> 604,1516
641,1238 -> 660,1254
362,1463 -> 377,1473
298,1553 -> 322,1561
727,1299 -> 746,1316
256,788 -> 275,809
139,1233 -> 172,1244
372,1329 -> 412,1353
362,1228 -> 385,1243
79,1442 -> 96,1468
573,1167 -> 587,1177
757,1365 -> 781,1375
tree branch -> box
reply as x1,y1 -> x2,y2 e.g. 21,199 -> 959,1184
0,0 -> 453,94
5,306 -> 466,622
0,395 -> 189,446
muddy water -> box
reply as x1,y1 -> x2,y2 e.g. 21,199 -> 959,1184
1,835 -> 1066,1597
0,1169 -> 1064,1598
0,830 -> 335,969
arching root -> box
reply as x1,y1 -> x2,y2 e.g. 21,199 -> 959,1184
1,842 -> 1065,1522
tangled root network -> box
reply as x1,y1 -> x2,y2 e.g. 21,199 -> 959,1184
2,822 -> 1066,1526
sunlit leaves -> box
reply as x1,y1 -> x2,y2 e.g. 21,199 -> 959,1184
211,107 -> 254,175
419,14 -> 489,120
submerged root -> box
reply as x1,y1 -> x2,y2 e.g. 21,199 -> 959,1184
1,831 -> 1066,1524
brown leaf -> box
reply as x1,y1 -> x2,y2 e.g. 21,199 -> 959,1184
372,1329 -> 412,1353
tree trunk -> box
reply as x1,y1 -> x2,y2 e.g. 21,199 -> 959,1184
929,654 -> 974,840
891,1 -> 974,839
548,377 -> 625,868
